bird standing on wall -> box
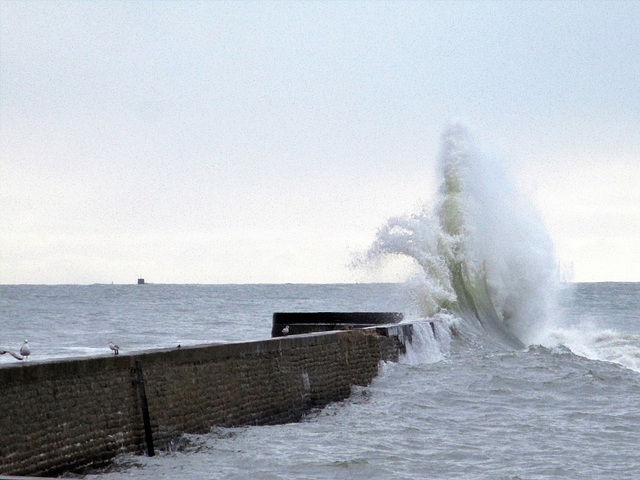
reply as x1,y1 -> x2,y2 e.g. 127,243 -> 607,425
109,341 -> 119,355
20,340 -> 30,360
282,325 -> 290,335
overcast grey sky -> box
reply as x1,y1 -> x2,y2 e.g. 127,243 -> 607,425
1,0 -> 639,284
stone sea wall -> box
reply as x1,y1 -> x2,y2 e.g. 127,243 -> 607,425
0,325 -> 413,477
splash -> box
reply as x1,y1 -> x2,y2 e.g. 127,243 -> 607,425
401,314 -> 454,364
366,124 -> 557,347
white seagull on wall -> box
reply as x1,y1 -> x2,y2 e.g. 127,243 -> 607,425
20,340 -> 30,360
109,341 -> 119,355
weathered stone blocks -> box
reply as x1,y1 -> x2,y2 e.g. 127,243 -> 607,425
0,325 -> 410,476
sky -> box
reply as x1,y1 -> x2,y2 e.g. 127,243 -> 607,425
1,0 -> 639,284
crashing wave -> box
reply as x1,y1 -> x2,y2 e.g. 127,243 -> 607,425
366,124 -> 557,349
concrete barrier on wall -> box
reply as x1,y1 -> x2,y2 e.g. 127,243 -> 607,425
272,312 -> 404,337
0,324 -> 414,477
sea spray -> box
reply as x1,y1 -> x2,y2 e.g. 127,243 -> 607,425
365,206 -> 457,317
439,124 -> 558,344
365,124 -> 558,346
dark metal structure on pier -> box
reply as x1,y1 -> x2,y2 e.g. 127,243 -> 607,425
272,312 -> 403,337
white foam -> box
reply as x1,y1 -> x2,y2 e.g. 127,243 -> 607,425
541,325 -> 640,373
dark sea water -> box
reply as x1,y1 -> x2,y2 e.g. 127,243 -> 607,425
1,282 -> 639,479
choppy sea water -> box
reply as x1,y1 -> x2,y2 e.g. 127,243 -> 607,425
1,282 -> 639,479
0,283 -> 412,360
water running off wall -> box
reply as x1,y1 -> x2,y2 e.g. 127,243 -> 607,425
364,124 -> 558,349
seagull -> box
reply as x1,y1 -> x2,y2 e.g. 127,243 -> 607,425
282,325 -> 290,335
19,340 -> 30,360
108,341 -> 119,355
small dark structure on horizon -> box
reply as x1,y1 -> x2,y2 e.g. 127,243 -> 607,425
272,312 -> 403,337
138,278 -> 145,285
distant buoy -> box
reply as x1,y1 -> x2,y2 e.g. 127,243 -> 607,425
138,278 -> 145,284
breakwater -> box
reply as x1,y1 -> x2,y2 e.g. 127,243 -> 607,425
0,324 -> 413,477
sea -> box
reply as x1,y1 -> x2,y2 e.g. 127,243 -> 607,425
2,125 -> 639,478
1,282 -> 639,479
